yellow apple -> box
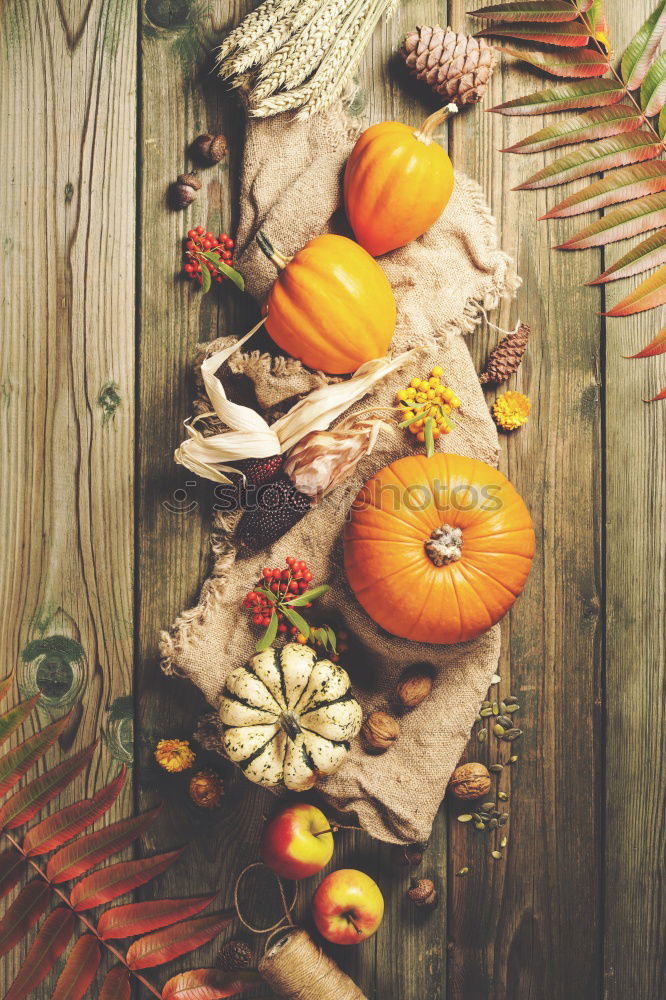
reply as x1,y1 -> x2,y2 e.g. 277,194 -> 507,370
261,803 -> 334,880
312,868 -> 384,944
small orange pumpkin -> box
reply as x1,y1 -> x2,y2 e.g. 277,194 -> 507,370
344,107 -> 455,257
344,454 -> 535,644
257,231 -> 396,375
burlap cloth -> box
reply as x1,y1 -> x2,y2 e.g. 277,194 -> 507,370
160,105 -> 520,844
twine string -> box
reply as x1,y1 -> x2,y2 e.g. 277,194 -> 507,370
234,861 -> 298,935
480,307 -> 521,339
259,927 -> 367,1000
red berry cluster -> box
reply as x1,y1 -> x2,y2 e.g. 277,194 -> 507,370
184,227 -> 235,285
242,557 -> 313,636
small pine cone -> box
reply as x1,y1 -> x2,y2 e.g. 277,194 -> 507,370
217,939 -> 252,971
479,324 -> 530,385
401,26 -> 498,106
407,877 -> 438,909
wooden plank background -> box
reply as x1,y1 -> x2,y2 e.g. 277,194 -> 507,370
1,0 -> 664,997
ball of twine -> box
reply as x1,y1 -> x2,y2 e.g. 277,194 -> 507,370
259,927 -> 368,1000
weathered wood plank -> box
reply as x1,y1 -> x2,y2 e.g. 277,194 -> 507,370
602,4 -> 666,998
448,2 -> 602,998
0,0 -> 136,992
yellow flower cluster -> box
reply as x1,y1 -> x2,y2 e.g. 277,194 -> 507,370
492,391 -> 531,431
154,738 -> 196,773
396,366 -> 461,450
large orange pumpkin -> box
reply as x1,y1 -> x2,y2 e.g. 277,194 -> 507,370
344,454 -> 535,644
257,231 -> 396,375
344,108 -> 455,257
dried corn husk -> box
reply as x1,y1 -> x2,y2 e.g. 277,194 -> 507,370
283,418 -> 390,498
174,320 -> 413,483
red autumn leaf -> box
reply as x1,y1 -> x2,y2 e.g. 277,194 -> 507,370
71,847 -> 183,911
0,879 -> 51,958
501,43 -> 609,78
502,105 -> 643,154
514,132 -> 664,190
541,162 -> 666,220
0,847 -> 24,900
52,934 -> 101,1000
100,964 -> 131,1000
470,1 -> 580,22
604,264 -> 666,317
3,906 -> 76,1000
625,326 -> 666,358
590,229 -> 666,284
23,765 -> 126,856
0,741 -> 96,831
0,694 -> 41,749
489,79 -> 626,115
98,892 -> 217,940
477,22 -> 591,47
126,912 -> 233,970
0,670 -> 14,702
161,968 -> 262,1000
0,708 -> 71,797
47,803 -> 161,883
645,384 -> 666,401
556,192 -> 666,250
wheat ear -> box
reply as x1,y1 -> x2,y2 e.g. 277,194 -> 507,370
220,0 -> 326,81
215,0 -> 301,67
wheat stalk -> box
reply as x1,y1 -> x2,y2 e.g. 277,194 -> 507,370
215,0 -> 301,67
220,0 -> 326,81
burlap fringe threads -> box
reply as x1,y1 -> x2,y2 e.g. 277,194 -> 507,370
259,928 -> 368,1000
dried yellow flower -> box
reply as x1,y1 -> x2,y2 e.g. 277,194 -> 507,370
154,738 -> 196,773
492,391 -> 531,431
189,769 -> 224,808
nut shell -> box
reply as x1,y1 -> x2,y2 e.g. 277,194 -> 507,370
407,877 -> 437,908
362,710 -> 400,752
449,762 -> 491,800
192,133 -> 228,165
170,172 -> 202,209
396,664 -> 434,708
391,842 -> 427,868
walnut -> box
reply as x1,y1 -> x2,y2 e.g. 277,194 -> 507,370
362,711 -> 400,753
407,877 -> 437,909
396,664 -> 434,709
448,762 -> 491,800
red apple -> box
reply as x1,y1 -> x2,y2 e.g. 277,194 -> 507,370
261,804 -> 334,880
312,868 -> 384,945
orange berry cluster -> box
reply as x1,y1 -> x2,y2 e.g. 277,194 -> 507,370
396,366 -> 461,453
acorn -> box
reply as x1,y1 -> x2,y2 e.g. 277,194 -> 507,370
407,877 -> 438,909
391,842 -> 427,868
192,132 -> 228,165
170,172 -> 201,209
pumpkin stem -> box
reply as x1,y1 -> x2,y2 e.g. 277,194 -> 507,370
257,230 -> 292,271
414,103 -> 459,146
425,524 -> 463,566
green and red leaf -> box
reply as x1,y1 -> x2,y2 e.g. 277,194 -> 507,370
502,43 -> 609,78
477,21 -> 591,47
590,228 -> 666,283
161,968 -> 262,1000
645,384 -> 666,401
0,741 -> 96,831
641,50 -> 666,116
98,892 -> 217,940
70,847 -> 183,911
100,965 -> 131,1000
47,803 -> 161,883
502,104 -> 643,154
557,192 -> 666,249
126,912 -> 233,970
0,880 -> 51,958
604,264 -> 666,316
0,694 -> 41,748
622,0 -> 666,89
515,132 -> 663,190
542,162 -> 666,219
0,670 -> 15,703
625,326 -> 666,358
52,934 -> 101,1000
470,1 -> 580,21
0,847 -> 24,899
489,79 -> 626,115
3,907 -> 76,1000
23,765 -> 126,856
0,709 -> 72,798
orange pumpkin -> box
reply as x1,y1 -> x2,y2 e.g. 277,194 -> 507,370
344,107 -> 455,257
344,454 -> 535,644
257,231 -> 396,375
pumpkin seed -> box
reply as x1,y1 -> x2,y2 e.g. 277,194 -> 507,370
500,836 -> 508,848
472,813 -> 481,822
491,673 -> 501,684
504,703 -> 520,713
504,695 -> 518,705
502,728 -> 523,741
457,814 -> 473,823
475,714 -> 482,723
482,801 -> 495,811
491,850 -> 502,860
477,728 -> 487,742
497,715 -> 512,729
492,701 -> 499,716
481,700 -> 491,709
489,763 -> 503,773
498,791 -> 509,801
488,817 -> 498,831
456,867 -> 469,877
474,820 -> 485,831
499,813 -> 509,825
493,723 -> 506,737
479,812 -> 491,821
479,707 -> 493,717
509,754 -> 519,764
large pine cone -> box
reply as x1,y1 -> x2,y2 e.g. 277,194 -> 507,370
401,26 -> 498,106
